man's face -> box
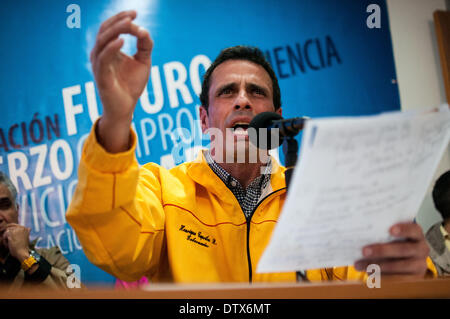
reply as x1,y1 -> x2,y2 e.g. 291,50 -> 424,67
0,184 -> 19,249
200,59 -> 282,160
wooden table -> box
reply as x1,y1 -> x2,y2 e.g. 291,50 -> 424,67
1,277 -> 449,299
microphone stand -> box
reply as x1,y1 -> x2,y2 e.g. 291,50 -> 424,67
282,136 -> 298,189
282,136 -> 308,282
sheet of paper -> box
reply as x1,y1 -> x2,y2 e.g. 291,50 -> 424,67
257,106 -> 450,273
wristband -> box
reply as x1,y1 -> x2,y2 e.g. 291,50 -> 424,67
24,251 -> 52,283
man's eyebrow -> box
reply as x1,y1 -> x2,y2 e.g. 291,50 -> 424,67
215,82 -> 237,94
247,83 -> 269,94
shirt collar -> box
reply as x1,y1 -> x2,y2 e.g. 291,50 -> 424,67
440,224 -> 450,239
186,150 -> 287,204
204,150 -> 272,191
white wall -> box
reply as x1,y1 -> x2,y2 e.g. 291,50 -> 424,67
387,0 -> 450,232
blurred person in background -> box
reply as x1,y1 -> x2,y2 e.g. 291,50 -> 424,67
0,171 -> 74,290
426,170 -> 450,276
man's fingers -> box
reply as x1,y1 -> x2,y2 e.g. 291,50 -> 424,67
98,10 -> 136,34
134,27 -> 153,64
2,232 -> 8,245
355,258 -> 427,275
356,221 -> 429,277
389,222 -> 424,241
93,17 -> 141,61
361,241 -> 429,260
91,10 -> 135,61
96,38 -> 124,75
3,227 -> 11,244
5,224 -> 31,236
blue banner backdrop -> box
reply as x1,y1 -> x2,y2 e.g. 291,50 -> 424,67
0,0 -> 399,286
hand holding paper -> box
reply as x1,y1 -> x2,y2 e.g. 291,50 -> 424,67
354,221 -> 430,275
257,106 -> 450,276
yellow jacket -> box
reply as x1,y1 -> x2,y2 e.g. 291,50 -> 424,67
67,126 -> 436,283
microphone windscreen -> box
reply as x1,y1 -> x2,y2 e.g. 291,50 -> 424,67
249,112 -> 283,150
249,112 -> 283,129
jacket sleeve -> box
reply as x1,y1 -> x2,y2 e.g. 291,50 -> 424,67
66,122 -> 166,282
35,246 -> 72,289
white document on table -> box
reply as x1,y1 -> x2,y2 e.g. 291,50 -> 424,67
257,106 -> 450,273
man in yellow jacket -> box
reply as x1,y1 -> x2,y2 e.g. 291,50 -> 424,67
67,10 -> 435,283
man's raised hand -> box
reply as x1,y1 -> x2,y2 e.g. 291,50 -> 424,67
91,10 -> 153,153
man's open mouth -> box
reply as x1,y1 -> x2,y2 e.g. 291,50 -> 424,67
232,123 -> 249,135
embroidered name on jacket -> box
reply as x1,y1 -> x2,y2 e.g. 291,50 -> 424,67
179,225 -> 217,248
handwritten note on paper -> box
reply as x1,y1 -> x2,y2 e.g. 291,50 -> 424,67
257,106 -> 450,273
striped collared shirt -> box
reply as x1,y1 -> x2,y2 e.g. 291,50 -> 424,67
204,150 -> 271,219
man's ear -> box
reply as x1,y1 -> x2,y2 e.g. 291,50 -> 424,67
199,106 -> 210,133
276,107 -> 282,117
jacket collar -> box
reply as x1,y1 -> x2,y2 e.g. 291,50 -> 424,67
427,222 -> 447,255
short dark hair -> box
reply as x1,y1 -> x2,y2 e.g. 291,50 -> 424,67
200,45 -> 281,112
432,170 -> 450,220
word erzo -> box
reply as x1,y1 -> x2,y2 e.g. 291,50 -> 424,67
178,303 -> 271,316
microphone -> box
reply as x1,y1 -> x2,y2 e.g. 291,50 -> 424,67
249,112 -> 310,283
249,112 -> 308,149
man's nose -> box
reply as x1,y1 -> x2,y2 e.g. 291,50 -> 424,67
234,90 -> 252,110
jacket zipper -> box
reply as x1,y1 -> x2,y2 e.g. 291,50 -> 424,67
245,188 -> 286,283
